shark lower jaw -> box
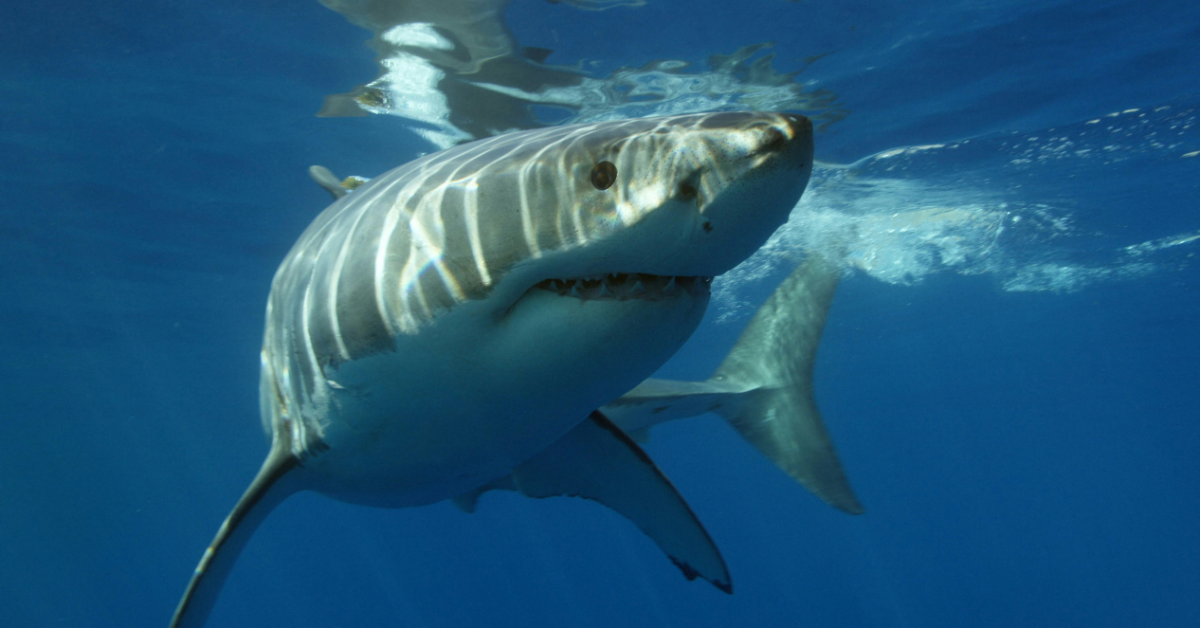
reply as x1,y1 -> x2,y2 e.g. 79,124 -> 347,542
532,273 -> 713,302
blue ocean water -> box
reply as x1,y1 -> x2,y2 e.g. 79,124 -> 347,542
2,0 -> 1198,626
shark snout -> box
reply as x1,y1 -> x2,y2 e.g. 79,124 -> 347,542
671,113 -> 813,277
784,113 -> 813,139
758,114 -> 811,154
769,114 -> 813,160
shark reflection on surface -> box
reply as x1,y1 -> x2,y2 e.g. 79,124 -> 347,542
316,0 -> 846,147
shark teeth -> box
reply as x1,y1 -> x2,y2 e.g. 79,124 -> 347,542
534,273 -> 711,301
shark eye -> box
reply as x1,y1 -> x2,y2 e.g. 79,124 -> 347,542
678,182 -> 697,199
590,161 -> 617,190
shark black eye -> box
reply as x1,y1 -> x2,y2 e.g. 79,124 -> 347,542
679,182 -> 697,200
590,161 -> 617,190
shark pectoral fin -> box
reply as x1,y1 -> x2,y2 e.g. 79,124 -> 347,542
712,253 -> 864,515
169,441 -> 301,628
512,411 -> 732,594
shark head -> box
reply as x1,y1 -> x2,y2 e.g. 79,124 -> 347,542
480,111 -> 815,301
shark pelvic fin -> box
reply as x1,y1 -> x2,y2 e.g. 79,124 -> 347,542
169,438 -> 302,628
450,475 -> 515,514
710,254 -> 863,514
510,411 -> 732,593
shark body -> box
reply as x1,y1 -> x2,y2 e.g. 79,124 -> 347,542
171,112 -> 814,626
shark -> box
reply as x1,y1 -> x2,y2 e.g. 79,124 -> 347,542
170,111 -> 817,627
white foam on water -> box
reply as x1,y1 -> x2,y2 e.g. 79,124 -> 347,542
711,102 -> 1200,320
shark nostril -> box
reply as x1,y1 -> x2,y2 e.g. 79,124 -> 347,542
761,128 -> 786,152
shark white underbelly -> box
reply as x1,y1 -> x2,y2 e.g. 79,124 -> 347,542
170,112 -> 814,627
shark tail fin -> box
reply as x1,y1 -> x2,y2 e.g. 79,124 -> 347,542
711,254 -> 864,515
169,439 -> 300,628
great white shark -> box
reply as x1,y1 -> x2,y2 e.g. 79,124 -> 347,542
170,112 -> 820,626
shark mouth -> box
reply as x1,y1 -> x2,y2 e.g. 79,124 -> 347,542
534,273 -> 713,302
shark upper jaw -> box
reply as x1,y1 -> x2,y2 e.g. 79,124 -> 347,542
534,273 -> 713,302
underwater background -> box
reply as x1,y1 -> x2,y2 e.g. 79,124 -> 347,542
2,0 -> 1198,625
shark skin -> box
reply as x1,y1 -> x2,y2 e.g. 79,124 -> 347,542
454,253 -> 864,517
169,112 -> 814,627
